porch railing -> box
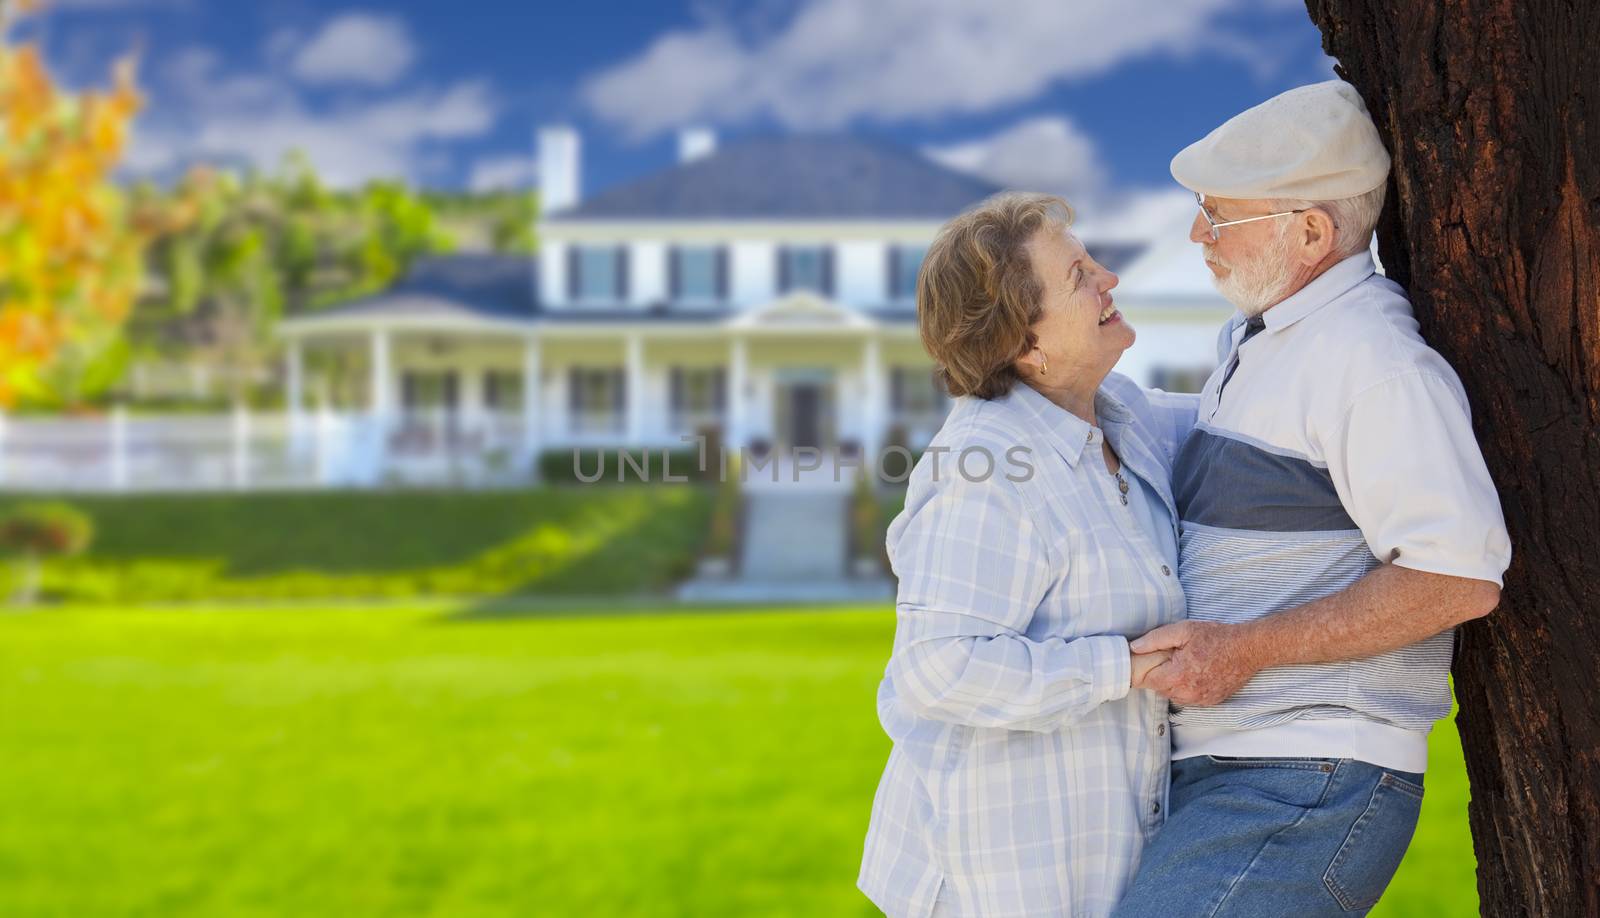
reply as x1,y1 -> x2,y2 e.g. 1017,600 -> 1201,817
0,406 -> 534,492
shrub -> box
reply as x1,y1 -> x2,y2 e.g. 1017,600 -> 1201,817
703,455 -> 741,563
850,473 -> 887,571
539,448 -> 707,485
0,502 -> 94,606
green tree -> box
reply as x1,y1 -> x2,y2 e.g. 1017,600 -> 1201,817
124,154 -> 454,405
0,1 -> 145,409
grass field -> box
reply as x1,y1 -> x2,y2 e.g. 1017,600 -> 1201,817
0,603 -> 1478,917
0,487 -> 711,603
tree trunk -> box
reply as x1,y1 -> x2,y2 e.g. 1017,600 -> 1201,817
1305,2 -> 1600,914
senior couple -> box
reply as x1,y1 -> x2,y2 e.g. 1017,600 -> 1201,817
857,80 -> 1512,918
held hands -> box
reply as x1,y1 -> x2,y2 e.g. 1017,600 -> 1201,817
1130,650 -> 1172,690
1128,621 -> 1263,706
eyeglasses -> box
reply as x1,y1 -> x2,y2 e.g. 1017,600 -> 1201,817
1195,192 -> 1309,242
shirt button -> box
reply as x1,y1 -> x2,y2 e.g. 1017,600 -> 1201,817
1152,802 -> 1161,815
1156,723 -> 1166,736
1160,565 -> 1172,577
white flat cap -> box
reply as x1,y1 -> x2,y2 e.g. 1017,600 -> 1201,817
1171,80 -> 1390,201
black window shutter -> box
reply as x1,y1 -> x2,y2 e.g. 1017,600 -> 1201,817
401,372 -> 415,410
612,368 -> 626,422
486,371 -> 500,409
712,367 -> 727,412
568,368 -> 582,416
715,247 -> 729,301
776,246 -> 789,294
669,367 -> 683,414
821,247 -> 835,297
567,246 -> 581,300
615,245 -> 630,301
886,246 -> 900,301
890,368 -> 904,413
668,246 -> 680,300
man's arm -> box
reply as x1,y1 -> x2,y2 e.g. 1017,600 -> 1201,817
1133,564 -> 1499,706
1139,367 -> 1511,706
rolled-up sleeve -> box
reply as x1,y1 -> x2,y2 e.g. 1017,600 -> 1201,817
1325,370 -> 1512,585
885,473 -> 1131,732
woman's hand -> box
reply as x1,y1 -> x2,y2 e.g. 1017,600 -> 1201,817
1130,650 -> 1173,691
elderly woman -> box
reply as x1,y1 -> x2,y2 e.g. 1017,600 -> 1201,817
856,192 -> 1197,918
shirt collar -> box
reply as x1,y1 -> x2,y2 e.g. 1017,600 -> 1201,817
1258,250 -> 1377,334
1003,380 -> 1133,469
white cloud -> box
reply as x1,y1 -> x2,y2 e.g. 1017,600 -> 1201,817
1074,186 -> 1201,241
468,155 -> 537,193
291,13 -> 416,87
131,80 -> 495,188
925,116 -> 1108,202
126,24 -> 495,188
583,0 -> 1264,139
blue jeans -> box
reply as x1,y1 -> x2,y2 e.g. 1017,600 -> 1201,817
1112,755 -> 1424,918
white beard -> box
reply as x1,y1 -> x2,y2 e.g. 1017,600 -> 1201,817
1205,226 -> 1298,317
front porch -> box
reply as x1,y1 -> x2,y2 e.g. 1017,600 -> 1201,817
273,292 -> 948,487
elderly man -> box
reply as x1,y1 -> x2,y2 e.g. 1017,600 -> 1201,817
1112,81 -> 1512,916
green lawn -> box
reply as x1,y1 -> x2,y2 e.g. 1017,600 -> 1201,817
0,604 -> 1477,917
0,487 -> 711,603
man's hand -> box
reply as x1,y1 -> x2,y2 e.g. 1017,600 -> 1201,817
1130,621 -> 1263,706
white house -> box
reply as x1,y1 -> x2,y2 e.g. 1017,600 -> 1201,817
274,128 -> 1232,485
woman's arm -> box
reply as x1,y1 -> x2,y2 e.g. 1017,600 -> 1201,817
887,615 -> 1132,732
885,472 -> 1151,732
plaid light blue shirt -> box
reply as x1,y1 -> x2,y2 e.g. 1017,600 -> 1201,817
858,374 -> 1197,918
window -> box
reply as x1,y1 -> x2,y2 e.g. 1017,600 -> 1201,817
401,370 -> 458,413
568,367 -> 625,433
1149,365 -> 1213,394
670,246 -> 727,303
568,245 -> 628,302
887,244 -> 927,302
890,367 -> 947,418
778,245 -> 832,295
483,369 -> 524,413
669,367 -> 726,432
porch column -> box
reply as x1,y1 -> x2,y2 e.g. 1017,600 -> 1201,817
861,335 -> 884,470
369,328 -> 392,482
458,363 -> 482,436
286,336 -> 305,448
625,333 -> 645,443
727,335 -> 748,449
522,335 -> 542,475
369,328 -> 392,418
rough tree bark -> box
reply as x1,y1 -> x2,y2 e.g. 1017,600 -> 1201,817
1306,1 -> 1600,915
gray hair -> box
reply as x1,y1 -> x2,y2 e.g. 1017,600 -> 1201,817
1272,183 -> 1387,258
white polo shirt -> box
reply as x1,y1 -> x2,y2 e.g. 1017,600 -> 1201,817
1168,250 -> 1511,772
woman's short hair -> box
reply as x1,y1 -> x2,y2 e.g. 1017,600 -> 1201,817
916,191 -> 1075,399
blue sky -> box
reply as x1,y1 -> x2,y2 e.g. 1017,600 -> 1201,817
26,0 -> 1337,206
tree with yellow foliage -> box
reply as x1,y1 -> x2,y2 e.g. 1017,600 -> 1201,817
0,0 -> 143,408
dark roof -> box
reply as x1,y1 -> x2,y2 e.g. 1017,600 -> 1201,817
533,307 -> 736,323
548,136 -> 1003,221
300,254 -> 536,323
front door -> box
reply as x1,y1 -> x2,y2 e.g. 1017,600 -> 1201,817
773,370 -> 834,451
789,383 -> 822,450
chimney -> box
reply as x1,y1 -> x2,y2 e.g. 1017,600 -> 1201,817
538,126 -> 581,213
677,127 -> 717,164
